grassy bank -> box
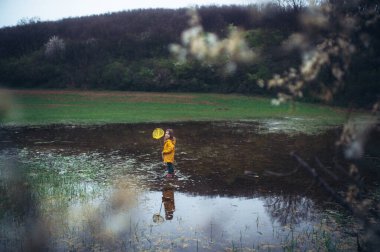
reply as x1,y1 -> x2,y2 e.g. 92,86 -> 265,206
1,89 -> 350,126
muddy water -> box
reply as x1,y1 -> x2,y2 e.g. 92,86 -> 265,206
1,121 -> 378,251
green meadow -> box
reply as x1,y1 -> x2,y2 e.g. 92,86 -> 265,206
3,89 -> 350,126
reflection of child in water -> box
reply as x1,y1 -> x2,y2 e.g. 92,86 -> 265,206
162,129 -> 176,177
162,185 -> 175,220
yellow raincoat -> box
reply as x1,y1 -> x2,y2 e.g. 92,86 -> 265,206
162,138 -> 176,163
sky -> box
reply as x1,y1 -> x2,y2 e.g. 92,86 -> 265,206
0,0 -> 271,28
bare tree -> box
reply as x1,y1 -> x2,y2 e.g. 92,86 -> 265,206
276,0 -> 307,11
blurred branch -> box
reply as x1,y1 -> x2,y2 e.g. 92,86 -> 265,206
291,151 -> 354,212
315,157 -> 339,180
292,150 -> 380,250
261,0 -> 380,105
169,9 -> 257,74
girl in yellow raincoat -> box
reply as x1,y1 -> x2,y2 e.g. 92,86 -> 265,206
162,129 -> 176,177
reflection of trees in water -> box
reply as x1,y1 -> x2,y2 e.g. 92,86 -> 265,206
264,194 -> 315,227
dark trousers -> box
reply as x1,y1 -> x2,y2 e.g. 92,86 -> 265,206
166,162 -> 174,174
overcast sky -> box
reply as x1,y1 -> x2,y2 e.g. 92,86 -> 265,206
0,0 -> 271,28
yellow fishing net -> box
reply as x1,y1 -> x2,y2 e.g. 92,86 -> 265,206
152,128 -> 164,139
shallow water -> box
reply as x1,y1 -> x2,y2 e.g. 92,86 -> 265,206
1,120 -> 378,251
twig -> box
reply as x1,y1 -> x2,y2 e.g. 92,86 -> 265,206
264,166 -> 299,177
290,151 -> 354,213
315,157 -> 339,181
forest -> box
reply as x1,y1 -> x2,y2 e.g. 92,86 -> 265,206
0,2 -> 379,108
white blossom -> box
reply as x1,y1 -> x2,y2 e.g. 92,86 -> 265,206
44,35 -> 65,57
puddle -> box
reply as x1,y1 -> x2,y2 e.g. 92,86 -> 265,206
1,121 -> 379,251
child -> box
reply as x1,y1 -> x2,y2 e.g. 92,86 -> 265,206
162,129 -> 176,177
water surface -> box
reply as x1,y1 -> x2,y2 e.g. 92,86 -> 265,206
2,120 -> 377,251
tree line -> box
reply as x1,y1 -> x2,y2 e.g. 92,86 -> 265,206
0,3 -> 378,108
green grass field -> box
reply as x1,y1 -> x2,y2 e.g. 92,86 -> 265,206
1,89 -> 351,126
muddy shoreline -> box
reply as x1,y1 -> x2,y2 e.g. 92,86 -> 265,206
1,121 -> 359,199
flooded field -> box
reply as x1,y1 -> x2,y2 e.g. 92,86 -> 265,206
1,120 -> 379,251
